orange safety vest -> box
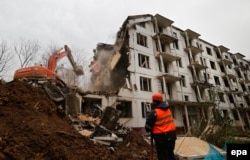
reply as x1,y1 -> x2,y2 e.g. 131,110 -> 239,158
152,108 -> 176,134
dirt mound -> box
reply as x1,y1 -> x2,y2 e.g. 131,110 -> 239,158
0,80 -> 155,160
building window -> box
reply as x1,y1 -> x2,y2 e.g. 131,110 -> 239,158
214,76 -> 221,85
173,32 -> 177,38
210,61 -> 216,70
137,33 -> 147,47
123,78 -> 132,89
116,101 -> 132,118
184,95 -> 189,101
177,58 -> 183,68
218,92 -> 225,102
138,53 -> 150,68
140,77 -> 152,91
138,22 -> 145,28
180,75 -> 186,87
141,102 -> 151,118
206,47 -> 212,55
173,40 -> 179,50
231,109 -> 239,120
215,50 -> 221,59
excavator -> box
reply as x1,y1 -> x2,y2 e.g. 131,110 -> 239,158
13,45 -> 84,103
14,45 -> 83,79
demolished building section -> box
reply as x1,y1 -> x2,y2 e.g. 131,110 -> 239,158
89,43 -> 129,93
87,13 -> 250,138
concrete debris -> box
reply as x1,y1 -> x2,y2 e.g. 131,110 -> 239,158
69,106 -> 131,146
0,80 -> 154,160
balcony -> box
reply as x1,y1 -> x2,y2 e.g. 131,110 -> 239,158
221,69 -> 236,79
188,61 -> 207,70
239,64 -> 248,71
216,45 -> 229,53
153,33 -> 177,44
157,73 -> 181,83
238,77 -> 245,83
225,87 -> 244,95
184,45 -> 203,56
182,29 -> 201,40
191,80 -> 213,89
154,14 -> 174,27
155,51 -> 180,63
232,53 -> 245,60
218,58 -> 233,65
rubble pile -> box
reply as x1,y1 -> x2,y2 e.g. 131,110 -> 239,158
0,80 -> 155,160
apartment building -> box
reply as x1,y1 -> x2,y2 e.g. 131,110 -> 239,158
86,14 -> 250,134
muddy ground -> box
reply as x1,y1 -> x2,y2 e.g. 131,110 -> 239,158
0,80 -> 156,160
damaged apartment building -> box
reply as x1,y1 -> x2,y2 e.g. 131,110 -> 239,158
86,14 -> 250,134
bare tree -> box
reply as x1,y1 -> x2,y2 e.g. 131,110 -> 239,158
39,43 -> 59,67
14,38 -> 41,67
0,41 -> 13,78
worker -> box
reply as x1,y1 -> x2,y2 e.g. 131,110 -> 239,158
145,92 -> 176,160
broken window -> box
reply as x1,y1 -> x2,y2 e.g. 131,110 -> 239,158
218,92 -> 225,102
173,32 -> 177,38
227,94 -> 234,103
214,76 -> 221,85
231,109 -> 239,120
180,75 -> 186,87
138,53 -> 150,68
210,61 -> 216,70
223,78 -> 229,87
173,40 -> 179,50
116,101 -> 132,118
177,58 -> 183,68
222,110 -> 228,117
141,102 -> 151,118
137,33 -> 147,47
140,76 -> 152,91
215,49 -> 221,59
206,47 -> 212,55
138,22 -> 145,28
81,98 -> 102,117
123,78 -> 132,89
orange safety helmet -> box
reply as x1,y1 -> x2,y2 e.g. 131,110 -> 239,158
152,92 -> 163,102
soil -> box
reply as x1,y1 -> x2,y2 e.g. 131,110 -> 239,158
0,80 -> 156,160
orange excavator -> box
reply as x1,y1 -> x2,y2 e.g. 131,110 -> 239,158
14,45 -> 83,80
13,45 -> 84,102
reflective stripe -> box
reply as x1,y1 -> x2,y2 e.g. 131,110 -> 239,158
152,108 -> 176,134
156,114 -> 172,121
154,119 -> 174,126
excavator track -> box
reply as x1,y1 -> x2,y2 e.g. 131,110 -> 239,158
43,82 -> 65,102
18,78 -> 70,102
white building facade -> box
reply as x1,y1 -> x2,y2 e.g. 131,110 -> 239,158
86,14 -> 250,135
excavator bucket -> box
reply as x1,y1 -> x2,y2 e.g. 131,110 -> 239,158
74,65 -> 84,75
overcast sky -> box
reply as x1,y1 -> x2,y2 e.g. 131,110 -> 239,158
1,0 -> 250,60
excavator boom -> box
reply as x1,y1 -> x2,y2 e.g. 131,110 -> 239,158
14,45 -> 83,80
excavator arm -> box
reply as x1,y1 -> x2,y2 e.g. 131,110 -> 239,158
47,45 -> 84,76
47,47 -> 68,73
64,45 -> 84,75
14,45 -> 83,80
